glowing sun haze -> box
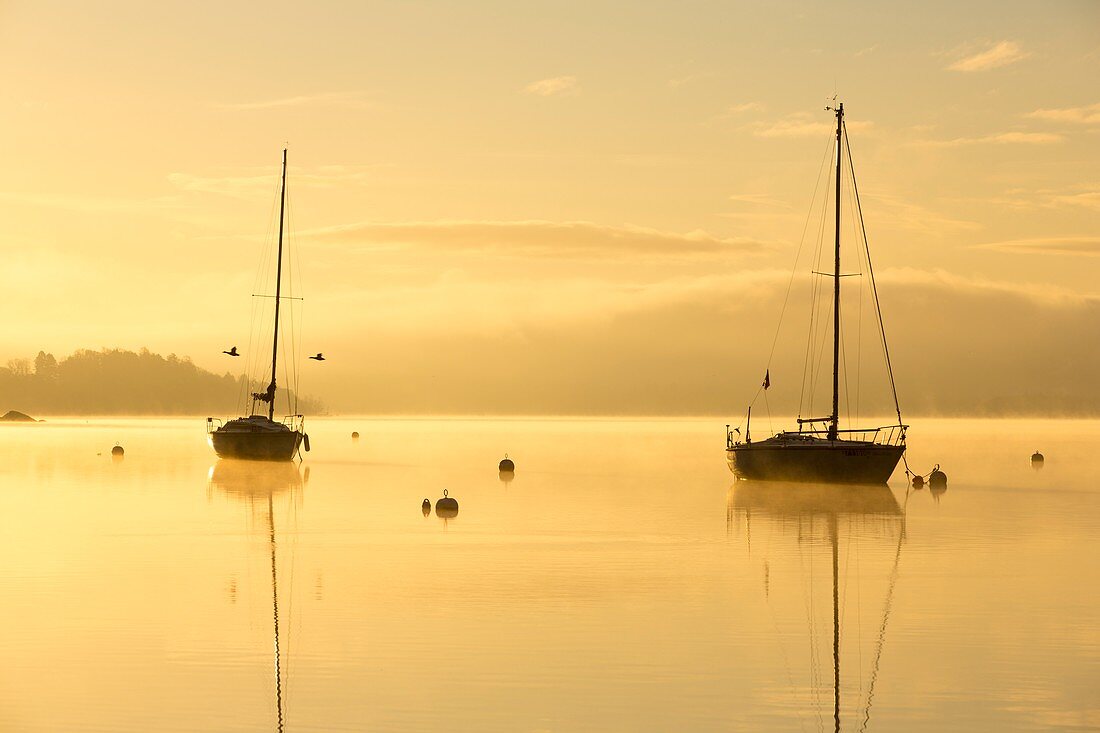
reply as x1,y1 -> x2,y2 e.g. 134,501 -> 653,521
1,0 -> 1098,415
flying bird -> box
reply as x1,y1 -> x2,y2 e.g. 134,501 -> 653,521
309,353 -> 325,361
223,346 -> 240,357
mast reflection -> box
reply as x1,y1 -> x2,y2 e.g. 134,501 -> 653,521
727,482 -> 907,733
209,459 -> 303,732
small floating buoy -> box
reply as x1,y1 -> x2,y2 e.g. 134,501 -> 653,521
111,445 -> 124,457
498,454 -> 514,472
929,464 -> 947,490
435,488 -> 459,518
911,474 -> 924,489
1031,450 -> 1044,465
352,431 -> 360,441
421,498 -> 431,516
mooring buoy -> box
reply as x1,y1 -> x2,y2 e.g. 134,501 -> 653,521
352,431 -> 360,441
111,445 -> 124,457
499,454 -> 515,472
911,474 -> 924,489
435,488 -> 459,518
929,464 -> 947,490
421,498 -> 431,516
1031,450 -> 1044,465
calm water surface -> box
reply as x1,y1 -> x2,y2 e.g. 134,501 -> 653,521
0,417 -> 1096,732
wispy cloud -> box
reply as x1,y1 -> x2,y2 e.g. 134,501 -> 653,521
168,165 -> 376,197
977,237 -> 1100,258
219,91 -> 372,111
947,40 -> 1029,72
304,219 -> 773,259
1026,103 -> 1100,125
752,113 -> 872,138
1048,190 -> 1100,211
727,193 -> 791,208
913,131 -> 1063,147
0,191 -> 181,213
725,102 -> 763,114
701,102 -> 765,127
862,193 -> 982,233
523,76 -> 578,97
879,267 -> 1096,307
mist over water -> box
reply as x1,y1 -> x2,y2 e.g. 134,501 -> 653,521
0,416 -> 1096,732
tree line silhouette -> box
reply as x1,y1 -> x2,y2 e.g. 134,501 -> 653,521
0,348 -> 322,416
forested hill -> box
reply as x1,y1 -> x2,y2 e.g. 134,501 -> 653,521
0,349 -> 323,416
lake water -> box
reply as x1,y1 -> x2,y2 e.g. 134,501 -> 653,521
0,417 -> 1096,732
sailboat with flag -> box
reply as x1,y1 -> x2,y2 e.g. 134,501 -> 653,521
726,102 -> 907,484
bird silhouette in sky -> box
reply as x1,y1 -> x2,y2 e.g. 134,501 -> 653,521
309,353 -> 326,361
223,346 -> 240,357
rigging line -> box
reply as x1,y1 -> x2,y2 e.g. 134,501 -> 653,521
806,526 -> 826,733
848,154 -> 865,427
811,286 -> 835,415
803,153 -> 835,418
764,389 -> 772,436
800,140 -> 836,416
855,526 -> 864,711
857,511 -> 906,733
765,133 -> 839,368
796,522 -> 819,730
840,147 -> 866,425
844,121 -> 903,426
840,315 -> 851,430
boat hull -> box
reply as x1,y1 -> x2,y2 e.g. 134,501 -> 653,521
727,439 -> 903,484
209,416 -> 304,461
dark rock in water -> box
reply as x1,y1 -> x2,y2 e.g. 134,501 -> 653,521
421,498 -> 431,516
435,489 -> 459,518
499,455 -> 515,472
111,445 -> 125,457
0,410 -> 36,422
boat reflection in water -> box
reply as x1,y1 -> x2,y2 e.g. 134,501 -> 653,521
727,481 -> 908,733
208,459 -> 304,733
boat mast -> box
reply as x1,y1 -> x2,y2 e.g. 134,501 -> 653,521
829,103 -> 843,442
268,148 -> 288,422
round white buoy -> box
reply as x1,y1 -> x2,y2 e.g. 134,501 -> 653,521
435,488 -> 459,518
499,454 -> 515,472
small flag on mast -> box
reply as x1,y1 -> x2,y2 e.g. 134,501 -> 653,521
762,370 -> 770,390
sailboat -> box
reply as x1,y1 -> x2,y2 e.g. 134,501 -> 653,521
207,149 -> 309,461
727,481 -> 907,732
726,103 -> 906,484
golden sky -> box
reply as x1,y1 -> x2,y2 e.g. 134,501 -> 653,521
1,1 -> 1098,415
